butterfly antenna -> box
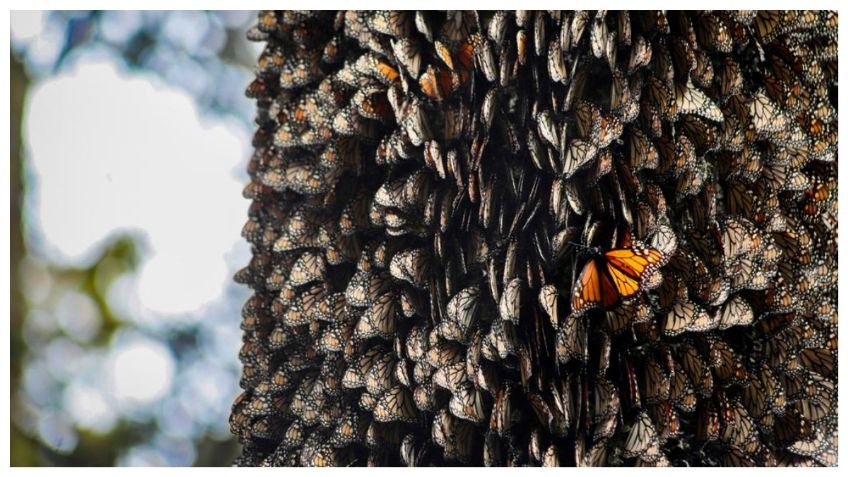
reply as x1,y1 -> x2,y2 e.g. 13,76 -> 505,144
568,241 -> 591,250
570,253 -> 578,291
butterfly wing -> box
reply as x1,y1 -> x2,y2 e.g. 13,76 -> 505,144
605,261 -> 641,298
573,247 -> 666,314
571,259 -> 615,314
604,247 -> 665,281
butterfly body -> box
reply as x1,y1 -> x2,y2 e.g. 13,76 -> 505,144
571,246 -> 665,315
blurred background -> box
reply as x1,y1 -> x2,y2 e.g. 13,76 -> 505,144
10,11 -> 261,466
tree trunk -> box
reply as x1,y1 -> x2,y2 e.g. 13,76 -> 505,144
231,11 -> 837,467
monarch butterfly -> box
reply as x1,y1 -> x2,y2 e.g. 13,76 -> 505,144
538,284 -> 560,327
418,65 -> 459,102
366,420 -> 405,454
610,68 -> 639,124
708,338 -> 749,385
339,190 -> 372,236
541,443 -> 560,467
794,371 -> 835,423
719,216 -> 763,262
410,10 -> 434,41
722,445 -> 757,466
668,363 -> 697,413
351,85 -> 393,123
589,11 -> 608,59
679,343 -> 714,398
484,319 -> 519,361
743,364 -> 786,420
595,326 -> 612,370
439,286 -> 481,343
486,10 -> 509,44
716,295 -> 754,329
533,10 -> 548,56
717,61 -> 743,104
643,77 -> 675,122
514,28 -> 529,66
535,109 -> 560,149
720,399 -> 756,448
318,395 -> 343,428
592,377 -> 620,425
622,411 -> 663,461
401,325 -> 429,365
432,360 -> 468,394
449,383 -> 487,424
374,385 -> 418,423
345,270 -> 392,308
591,149 -> 614,183
627,35 -> 651,73
734,258 -> 774,292
566,10 -> 588,46
440,10 -> 475,43
328,411 -> 368,448
669,35 -> 696,78
303,440 -> 350,467
470,33 -> 498,82
649,400 -> 681,444
555,314 -> 588,364
488,385 -> 511,436
615,10 -> 631,43
653,136 -> 677,178
526,392 -> 559,436
640,356 -> 671,404
438,408 -> 479,464
342,346 -> 385,390
676,161 -> 708,198
319,321 -> 354,352
675,80 -> 724,123
373,177 -> 409,211
437,35 -> 460,68
400,98 -> 433,146
432,408 -> 454,452
785,417 -> 838,466
363,352 -> 397,396
604,296 -> 650,334
799,347 -> 835,378
696,13 -> 733,53
595,114 -> 624,148
626,126 -> 658,171
681,115 -> 720,152
547,36 -> 568,83
426,339 -> 466,369
751,10 -> 784,43
299,281 -> 326,316
399,433 -> 428,467
724,180 -> 755,218
292,380 -> 323,425
497,278 -> 522,323
562,139 -> 599,179
570,245 -> 667,315
749,89 -> 788,135
663,301 -> 716,336
572,100 -> 599,138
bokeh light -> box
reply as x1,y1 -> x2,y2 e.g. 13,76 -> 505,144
11,10 -> 259,466
25,60 -> 248,314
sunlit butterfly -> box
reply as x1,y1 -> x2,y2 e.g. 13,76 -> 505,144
571,245 -> 667,315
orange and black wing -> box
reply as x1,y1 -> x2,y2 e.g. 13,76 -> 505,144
604,260 -> 642,298
572,247 -> 666,314
604,247 -> 665,282
571,259 -> 619,314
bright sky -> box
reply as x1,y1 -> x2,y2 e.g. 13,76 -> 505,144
24,60 -> 251,316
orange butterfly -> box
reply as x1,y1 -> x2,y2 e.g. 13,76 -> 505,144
571,246 -> 665,314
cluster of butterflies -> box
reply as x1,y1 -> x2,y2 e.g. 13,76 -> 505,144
232,10 -> 837,467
